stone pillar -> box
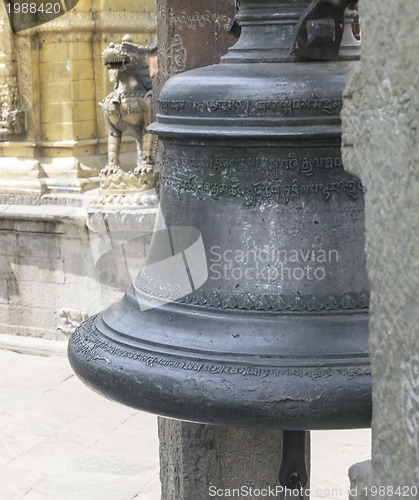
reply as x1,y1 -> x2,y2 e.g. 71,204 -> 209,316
342,1 -> 419,496
159,420 -> 289,500
156,0 -> 236,93
155,2 -> 308,499
0,0 -> 156,202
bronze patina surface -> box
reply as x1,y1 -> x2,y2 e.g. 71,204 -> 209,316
69,0 -> 371,430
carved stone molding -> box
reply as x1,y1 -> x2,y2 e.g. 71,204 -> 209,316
88,189 -> 159,213
0,14 -> 24,136
13,11 -> 156,41
57,308 -> 89,336
87,204 -> 157,232
14,37 -> 32,111
99,168 -> 159,192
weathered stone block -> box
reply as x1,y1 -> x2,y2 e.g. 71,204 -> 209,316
11,280 -> 61,307
94,247 -> 132,289
0,275 -> 9,305
0,304 -> 57,337
74,120 -> 97,140
42,123 -> 75,142
16,233 -> 60,259
42,102 -> 74,125
72,80 -> 95,103
87,234 -> 112,266
70,42 -> 92,61
42,82 -> 73,104
73,101 -> 97,123
0,231 -> 17,256
55,222 -> 83,238
349,461 -> 371,500
61,249 -> 95,282
71,60 -> 95,81
13,219 -> 63,235
40,43 -> 71,63
60,279 -> 109,309
39,62 -> 70,84
0,219 -> 18,231
10,257 -> 65,285
60,232 -> 89,257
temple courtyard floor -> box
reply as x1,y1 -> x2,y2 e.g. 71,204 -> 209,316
0,337 -> 371,500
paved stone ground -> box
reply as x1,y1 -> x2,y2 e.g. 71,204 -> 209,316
0,344 -> 371,500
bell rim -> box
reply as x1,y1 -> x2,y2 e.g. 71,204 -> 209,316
68,309 -> 371,430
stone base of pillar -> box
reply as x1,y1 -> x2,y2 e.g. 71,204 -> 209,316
349,460 -> 371,500
158,417 -> 310,500
87,202 -> 157,290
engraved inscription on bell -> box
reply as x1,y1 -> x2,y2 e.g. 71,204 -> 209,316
151,141 -> 368,311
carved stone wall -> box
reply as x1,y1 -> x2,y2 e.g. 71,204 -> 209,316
342,0 -> 419,495
0,13 -> 23,137
0,0 -> 157,197
0,206 -> 122,339
0,0 -> 158,339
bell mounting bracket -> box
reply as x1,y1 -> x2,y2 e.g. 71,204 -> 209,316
290,0 -> 358,60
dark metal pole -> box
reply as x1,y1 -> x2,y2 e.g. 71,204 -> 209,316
279,431 -> 309,500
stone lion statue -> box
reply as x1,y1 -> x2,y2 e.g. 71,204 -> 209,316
100,35 -> 158,189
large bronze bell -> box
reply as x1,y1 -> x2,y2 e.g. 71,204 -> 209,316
69,0 -> 371,431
